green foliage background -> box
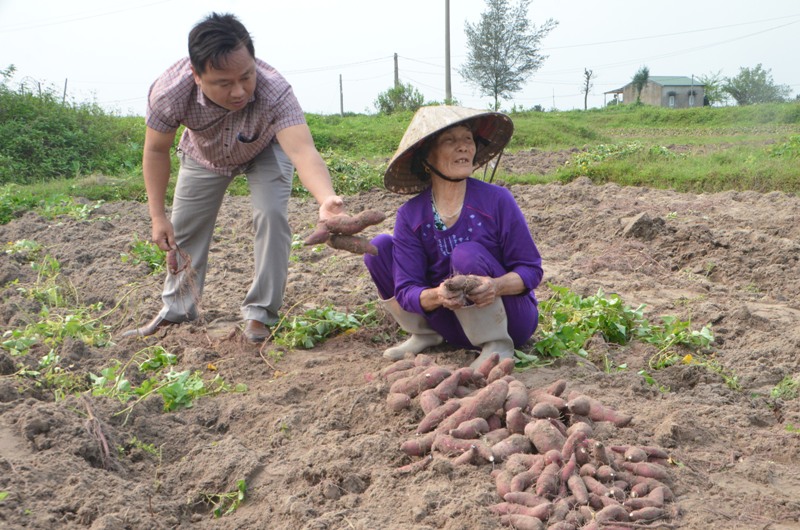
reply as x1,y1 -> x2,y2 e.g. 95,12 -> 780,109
0,66 -> 798,225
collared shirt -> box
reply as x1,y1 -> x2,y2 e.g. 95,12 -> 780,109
145,57 -> 306,176
392,178 -> 543,315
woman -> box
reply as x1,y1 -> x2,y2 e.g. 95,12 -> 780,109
364,106 -> 543,368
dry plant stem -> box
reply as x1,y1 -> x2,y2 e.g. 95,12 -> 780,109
80,394 -> 114,471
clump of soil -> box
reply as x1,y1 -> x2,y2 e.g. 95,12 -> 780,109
1,168 -> 799,529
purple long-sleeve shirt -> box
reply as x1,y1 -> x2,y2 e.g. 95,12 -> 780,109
392,178 -> 543,314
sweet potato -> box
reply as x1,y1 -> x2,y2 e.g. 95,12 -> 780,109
487,357 -> 516,383
566,421 -> 593,438
491,433 -> 533,462
594,504 -> 629,524
432,370 -> 462,401
529,390 -> 567,410
566,395 -> 592,417
380,358 -> 416,379
449,417 -> 490,439
414,353 -> 435,366
418,388 -> 443,415
486,413 -> 504,431
545,379 -> 568,397
591,440 -> 613,467
436,379 -> 509,432
389,365 -> 451,397
567,474 -> 590,505
393,454 -> 433,476
495,469 -> 515,498
491,501 -> 553,521
561,429 -> 587,462
474,352 -> 500,379
622,461 -> 670,481
498,514 -> 545,530
504,379 -> 529,411
595,464 -> 617,483
559,453 -> 577,486
166,249 -> 179,274
503,491 -> 549,508
534,462 -> 561,499
386,392 -> 411,412
443,274 -> 482,294
326,234 -> 378,255
629,506 -> 665,522
505,453 -> 543,475
481,427 -> 511,447
400,431 -> 436,457
531,402 -> 561,420
323,210 -> 386,235
525,419 -> 567,454
303,220 -> 330,245
584,396 -> 633,428
582,475 -> 609,497
624,446 -> 649,463
509,469 -> 541,493
417,400 -> 461,434
451,446 -> 477,466
505,406 -> 532,435
384,365 -> 427,385
543,448 -> 563,466
433,433 -> 478,456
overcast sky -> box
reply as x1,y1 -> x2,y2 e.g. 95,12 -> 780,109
1,0 -> 798,116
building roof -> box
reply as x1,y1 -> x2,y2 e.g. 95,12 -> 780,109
648,76 -> 704,87
605,75 -> 704,94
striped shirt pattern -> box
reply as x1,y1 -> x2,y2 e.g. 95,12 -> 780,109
146,57 -> 306,176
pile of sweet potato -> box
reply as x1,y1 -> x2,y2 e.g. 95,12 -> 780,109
378,354 -> 678,529
303,209 -> 386,255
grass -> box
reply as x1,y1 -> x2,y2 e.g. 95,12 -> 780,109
2,100 -> 799,224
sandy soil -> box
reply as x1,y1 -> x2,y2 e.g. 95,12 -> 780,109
1,150 -> 799,529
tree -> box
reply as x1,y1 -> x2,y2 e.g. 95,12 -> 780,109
697,70 -> 726,106
722,64 -> 791,105
374,82 -> 425,115
581,68 -> 595,110
459,0 -> 557,111
631,66 -> 650,104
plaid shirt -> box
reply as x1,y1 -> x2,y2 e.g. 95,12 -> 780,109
146,57 -> 306,176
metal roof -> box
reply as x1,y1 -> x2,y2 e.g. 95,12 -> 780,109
604,76 -> 704,94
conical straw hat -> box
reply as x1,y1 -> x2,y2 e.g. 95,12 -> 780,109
384,106 -> 514,194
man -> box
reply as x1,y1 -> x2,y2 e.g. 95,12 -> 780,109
122,12 -> 344,342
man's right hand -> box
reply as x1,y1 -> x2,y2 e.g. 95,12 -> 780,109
151,216 -> 176,251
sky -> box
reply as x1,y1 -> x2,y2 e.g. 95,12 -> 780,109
1,0 -> 798,116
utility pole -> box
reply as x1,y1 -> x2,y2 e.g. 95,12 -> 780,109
62,78 -> 68,105
394,53 -> 399,89
445,0 -> 452,103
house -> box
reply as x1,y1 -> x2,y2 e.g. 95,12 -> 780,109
605,76 -> 705,108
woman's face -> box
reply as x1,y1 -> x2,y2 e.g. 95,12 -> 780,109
427,125 -> 476,180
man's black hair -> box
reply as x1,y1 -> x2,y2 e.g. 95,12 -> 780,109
188,12 -> 255,75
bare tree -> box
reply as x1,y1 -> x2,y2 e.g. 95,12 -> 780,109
459,0 -> 557,110
582,68 -> 595,110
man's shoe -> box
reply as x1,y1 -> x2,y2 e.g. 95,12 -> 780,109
243,320 -> 271,343
121,315 -> 178,338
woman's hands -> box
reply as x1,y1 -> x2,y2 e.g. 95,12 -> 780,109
435,275 -> 497,310
463,276 -> 497,308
